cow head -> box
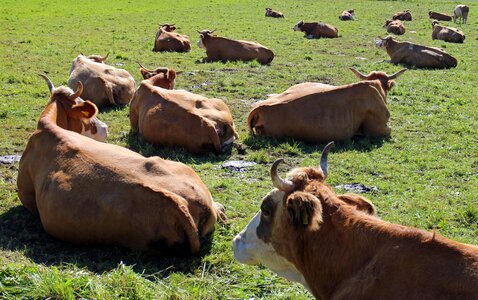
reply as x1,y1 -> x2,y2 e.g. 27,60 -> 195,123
374,35 -> 395,49
197,29 -> 216,49
233,142 -> 377,287
431,20 -> 440,28
349,67 -> 407,95
383,19 -> 393,27
293,20 -> 304,31
82,53 -> 109,64
39,74 -> 108,142
347,9 -> 355,15
159,24 -> 177,32
138,64 -> 176,89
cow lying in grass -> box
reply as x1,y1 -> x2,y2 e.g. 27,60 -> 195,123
375,36 -> 458,68
130,65 -> 238,154
68,53 -> 135,107
432,21 -> 465,43
247,68 -> 406,143
234,142 -> 478,299
197,29 -> 274,64
152,24 -> 191,52
18,75 -> 224,255
293,21 -> 338,38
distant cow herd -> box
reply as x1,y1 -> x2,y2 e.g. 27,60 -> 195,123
17,3 -> 477,299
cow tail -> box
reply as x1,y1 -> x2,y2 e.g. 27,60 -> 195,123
202,118 -> 222,153
99,77 -> 117,106
247,110 -> 258,135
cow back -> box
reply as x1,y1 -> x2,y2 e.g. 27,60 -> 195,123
248,81 -> 389,142
131,84 -> 236,154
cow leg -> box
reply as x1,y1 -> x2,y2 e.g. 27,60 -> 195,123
306,34 -> 315,39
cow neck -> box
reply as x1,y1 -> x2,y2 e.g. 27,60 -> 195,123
299,194 -> 433,299
37,99 -> 70,132
385,39 -> 401,59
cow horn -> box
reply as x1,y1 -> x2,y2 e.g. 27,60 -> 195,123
271,159 -> 295,193
349,67 -> 368,80
38,74 -> 55,94
100,52 -> 109,62
388,68 -> 407,80
69,81 -> 83,100
320,142 -> 334,180
211,29 -> 217,33
138,62 -> 154,72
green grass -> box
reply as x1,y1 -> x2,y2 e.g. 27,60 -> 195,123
1,0 -> 477,298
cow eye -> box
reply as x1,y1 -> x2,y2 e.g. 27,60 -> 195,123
261,207 -> 271,218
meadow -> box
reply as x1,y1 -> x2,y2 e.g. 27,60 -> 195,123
0,0 -> 477,298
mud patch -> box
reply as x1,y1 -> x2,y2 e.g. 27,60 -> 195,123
0,155 -> 21,165
222,160 -> 256,172
335,183 -> 378,193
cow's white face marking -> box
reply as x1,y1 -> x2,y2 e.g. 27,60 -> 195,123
293,24 -> 302,31
233,199 -> 309,289
374,38 -> 384,48
81,118 -> 108,142
197,38 -> 205,49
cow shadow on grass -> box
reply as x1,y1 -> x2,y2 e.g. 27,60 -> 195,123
124,130 -> 231,164
244,134 -> 390,155
0,205 -> 217,277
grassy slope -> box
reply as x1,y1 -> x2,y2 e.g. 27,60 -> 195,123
0,0 -> 477,298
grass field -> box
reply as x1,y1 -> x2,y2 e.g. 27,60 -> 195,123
1,0 -> 477,298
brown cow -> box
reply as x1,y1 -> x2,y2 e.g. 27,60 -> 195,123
234,142 -> 478,299
454,5 -> 469,24
17,76 -> 225,255
384,19 -> 405,35
265,8 -> 284,18
197,30 -> 274,64
152,24 -> 191,52
247,68 -> 407,143
130,65 -> 238,154
428,11 -> 453,21
392,10 -> 412,21
38,74 -> 108,142
432,21 -> 465,43
339,9 -> 355,21
68,54 -> 135,107
375,36 -> 458,69
293,21 -> 338,38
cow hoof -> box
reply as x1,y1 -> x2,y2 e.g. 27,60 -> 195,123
214,202 -> 227,223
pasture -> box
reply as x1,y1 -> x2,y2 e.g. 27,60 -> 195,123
1,0 -> 477,298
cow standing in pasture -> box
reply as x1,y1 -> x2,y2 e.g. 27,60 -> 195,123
339,10 -> 355,21
428,11 -> 452,22
454,5 -> 469,24
265,8 -> 284,18
384,19 -> 405,35
197,30 -> 274,64
234,142 -> 478,300
393,10 -> 412,21
18,75 -> 225,255
152,24 -> 191,52
293,21 -> 338,38
375,36 -> 457,68
432,21 -> 465,43
247,68 -> 407,143
68,54 -> 135,107
130,65 -> 238,154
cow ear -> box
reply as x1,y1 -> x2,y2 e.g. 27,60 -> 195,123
70,100 -> 98,119
286,192 -> 323,228
337,194 -> 376,215
167,69 -> 176,81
